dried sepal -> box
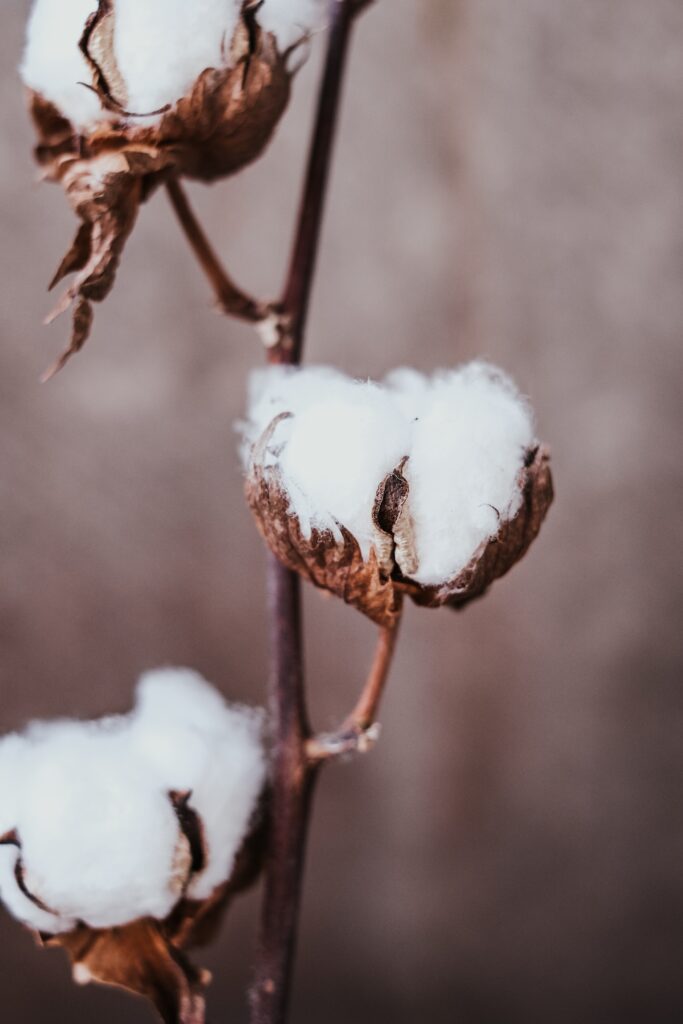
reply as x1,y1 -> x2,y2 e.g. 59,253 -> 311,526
46,919 -> 207,1024
28,4 -> 293,373
246,415 -> 553,622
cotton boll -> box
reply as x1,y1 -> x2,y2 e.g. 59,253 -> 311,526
21,0 -> 244,129
23,2 -> 301,374
15,726 -> 183,929
113,0 -> 242,117
404,364 -> 535,585
243,362 -> 551,621
20,0 -> 109,128
130,670 -> 267,901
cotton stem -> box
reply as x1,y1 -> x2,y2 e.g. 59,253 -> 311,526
306,615 -> 402,763
166,177 -> 267,323
250,3 -> 375,1023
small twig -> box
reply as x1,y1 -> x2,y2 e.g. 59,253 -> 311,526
166,177 -> 267,323
269,0 -> 364,364
306,616 -> 402,763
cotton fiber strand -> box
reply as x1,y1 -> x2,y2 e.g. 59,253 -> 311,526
242,362 -> 536,586
0,670 -> 266,935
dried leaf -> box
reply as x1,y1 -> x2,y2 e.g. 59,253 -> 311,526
39,150 -> 160,376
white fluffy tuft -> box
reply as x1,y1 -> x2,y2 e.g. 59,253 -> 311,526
20,0 -> 110,129
241,362 -> 536,586
0,670 -> 266,934
130,668 -> 266,900
112,0 -> 243,118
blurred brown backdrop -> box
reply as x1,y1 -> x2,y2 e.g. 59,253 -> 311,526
1,2 -> 682,1022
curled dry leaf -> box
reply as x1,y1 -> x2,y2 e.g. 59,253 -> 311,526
9,791 -> 267,1024
246,423 -> 553,625
28,3 -> 293,374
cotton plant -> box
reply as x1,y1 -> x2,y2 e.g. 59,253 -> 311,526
15,2 -> 555,1024
21,0 -> 327,375
0,669 -> 267,1024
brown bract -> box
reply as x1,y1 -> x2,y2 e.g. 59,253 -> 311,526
29,3 -> 293,376
6,792 -> 267,1024
245,421 -> 553,624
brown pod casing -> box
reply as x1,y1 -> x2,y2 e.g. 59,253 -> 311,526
245,416 -> 553,622
28,4 -> 293,375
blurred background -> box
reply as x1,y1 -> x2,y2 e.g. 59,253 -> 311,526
1,1 -> 682,1022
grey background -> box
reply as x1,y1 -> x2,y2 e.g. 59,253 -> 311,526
1,1 -> 682,1022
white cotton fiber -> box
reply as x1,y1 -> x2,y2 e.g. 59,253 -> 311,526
391,365 -> 534,585
20,0 -> 110,129
0,670 -> 265,934
113,0 -> 242,117
242,362 -> 536,586
0,846 -> 75,935
20,0 -> 243,128
13,721 -> 181,929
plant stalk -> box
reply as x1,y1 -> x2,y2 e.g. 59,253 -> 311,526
250,4 -> 375,1023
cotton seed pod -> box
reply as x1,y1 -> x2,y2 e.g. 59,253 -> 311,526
242,364 -> 554,625
22,0 -> 320,374
0,669 -> 268,1024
